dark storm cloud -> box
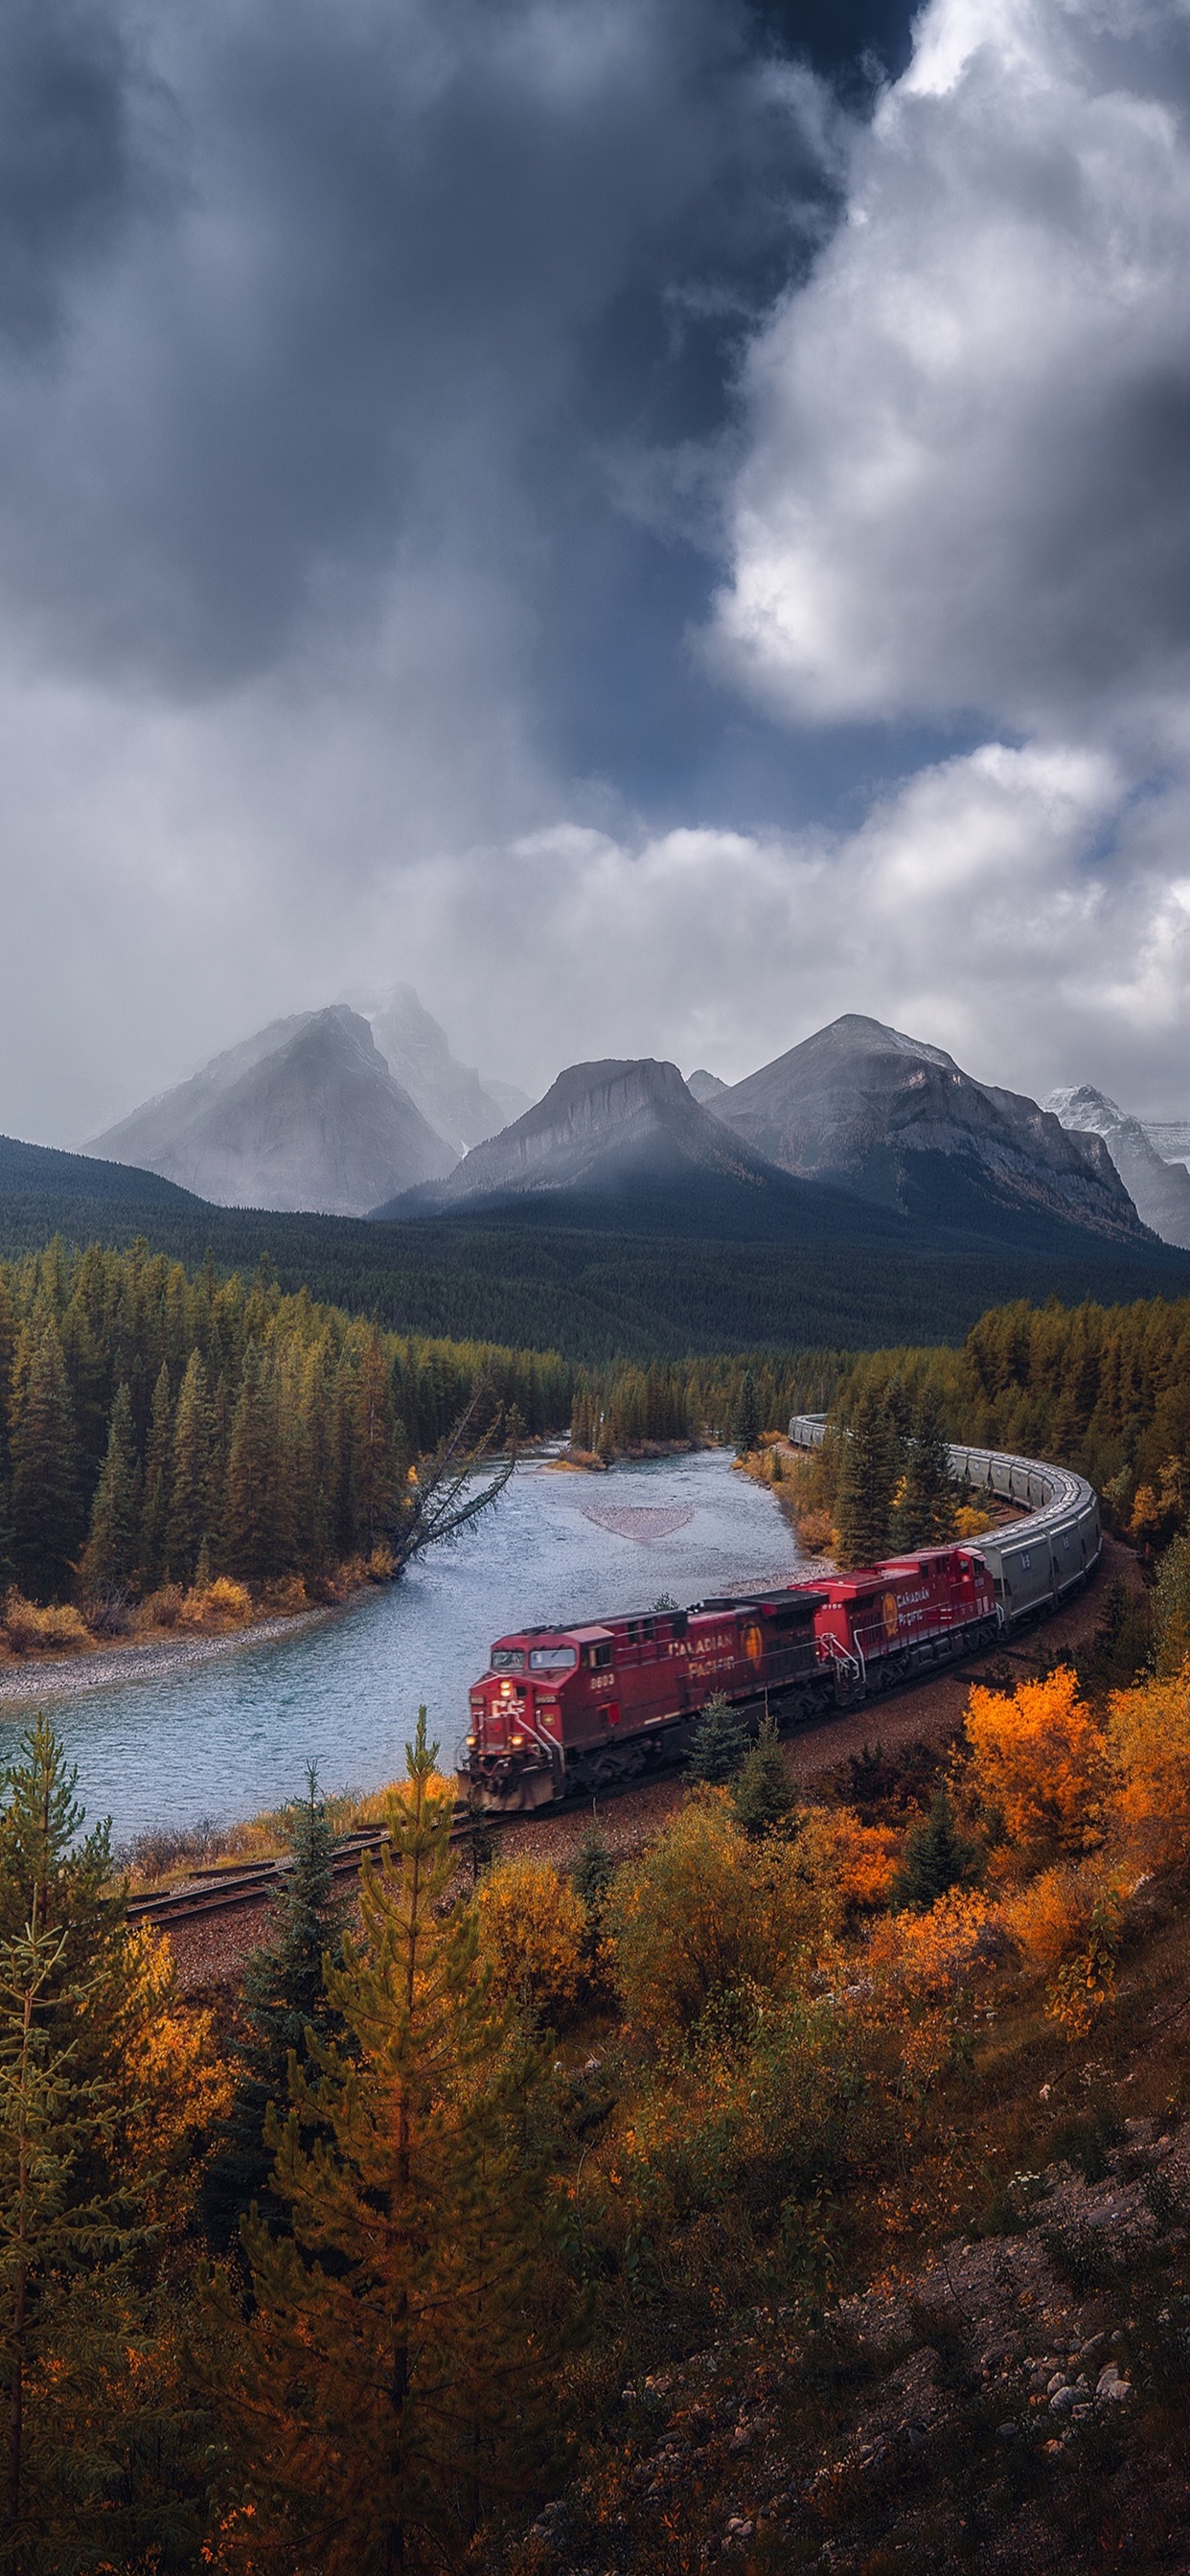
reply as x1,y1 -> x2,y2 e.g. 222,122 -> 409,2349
0,0 -> 866,704
0,0 -> 165,349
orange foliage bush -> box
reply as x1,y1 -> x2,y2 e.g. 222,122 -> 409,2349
867,1888 -> 996,2002
796,1809 -> 900,1915
1106,1668 -> 1190,1864
964,1668 -> 1105,1860
1000,1864 -> 1098,1971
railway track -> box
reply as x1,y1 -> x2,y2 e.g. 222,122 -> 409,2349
128,1617 -> 1089,1934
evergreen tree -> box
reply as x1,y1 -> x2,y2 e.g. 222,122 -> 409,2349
355,1330 -> 400,1552
78,1382 -> 142,1599
734,1369 -> 761,1456
230,1714 -> 562,2571
224,1343 -> 278,1584
166,1348 -> 211,1584
834,1384 -> 904,1570
894,1389 -> 957,1551
0,1722 -> 148,2544
731,1715 -> 798,1841
139,1360 -> 173,1589
893,1784 -> 975,1912
571,1819 -> 612,1917
687,1690 -> 747,1784
200,1767 -> 349,2256
9,1321 -> 79,1601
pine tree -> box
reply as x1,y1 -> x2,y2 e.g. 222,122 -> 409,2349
0,1721 -> 148,2543
894,1389 -> 957,1551
230,1714 -> 563,2571
893,1784 -> 974,1912
224,1343 -> 278,1585
735,1370 -> 761,1456
355,1331 -> 400,1553
166,1349 -> 211,1584
687,1690 -> 747,1784
78,1383 -> 142,1599
571,1819 -> 612,1918
139,1361 -> 173,1590
200,1767 -> 349,2256
834,1384 -> 904,1570
9,1321 -> 79,1601
731,1715 -> 798,1841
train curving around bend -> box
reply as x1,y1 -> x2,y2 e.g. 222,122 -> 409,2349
461,1425 -> 1101,1812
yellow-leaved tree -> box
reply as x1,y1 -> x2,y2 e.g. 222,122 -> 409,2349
964,1668 -> 1106,1864
606,1792 -> 822,2035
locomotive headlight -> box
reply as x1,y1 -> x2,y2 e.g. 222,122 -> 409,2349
510,1732 -> 526,1747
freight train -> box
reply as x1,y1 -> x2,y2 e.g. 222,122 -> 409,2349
461,1429 -> 1101,1812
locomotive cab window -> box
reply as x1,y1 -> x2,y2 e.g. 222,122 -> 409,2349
583,1642 -> 613,1670
490,1648 -> 526,1672
529,1645 -> 577,1671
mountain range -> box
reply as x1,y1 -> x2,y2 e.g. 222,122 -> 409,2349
1044,1086 -> 1190,1253
60,1000 -> 1190,1300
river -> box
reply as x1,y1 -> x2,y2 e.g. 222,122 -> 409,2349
0,1450 -> 802,1845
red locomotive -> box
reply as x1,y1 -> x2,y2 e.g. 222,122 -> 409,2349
463,1544 -> 999,1809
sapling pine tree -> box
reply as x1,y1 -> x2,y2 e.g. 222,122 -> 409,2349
731,1715 -> 799,1842
893,1784 -> 975,1913
687,1691 -> 747,1784
199,1767 -> 350,2255
231,1712 -> 563,2572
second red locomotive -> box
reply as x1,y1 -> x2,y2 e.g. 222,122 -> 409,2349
464,1545 -> 999,1809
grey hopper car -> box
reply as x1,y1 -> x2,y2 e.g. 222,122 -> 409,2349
787,1416 -> 1101,1630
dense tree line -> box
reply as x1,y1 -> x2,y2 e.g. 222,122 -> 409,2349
0,1241 -> 570,1604
832,1293 -> 1190,1550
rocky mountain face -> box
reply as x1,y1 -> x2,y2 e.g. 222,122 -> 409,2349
87,1007 -> 456,1214
1045,1086 -> 1190,1250
1143,1118 -> 1190,1173
349,983 -> 529,1154
373,1058 -> 785,1214
686,1068 -> 728,1104
708,1014 -> 1150,1246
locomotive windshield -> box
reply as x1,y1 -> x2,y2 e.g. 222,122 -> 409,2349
529,1644 -> 578,1670
490,1647 -> 526,1672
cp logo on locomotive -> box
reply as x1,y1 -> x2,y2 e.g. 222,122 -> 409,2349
743,1622 -> 764,1666
882,1591 -> 900,1639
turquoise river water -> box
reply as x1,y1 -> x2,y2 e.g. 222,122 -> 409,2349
0,1450 -> 803,1846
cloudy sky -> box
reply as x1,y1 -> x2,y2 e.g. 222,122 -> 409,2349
3,0 -> 1190,1142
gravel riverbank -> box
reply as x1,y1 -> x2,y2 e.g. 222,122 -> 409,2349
0,1604 -> 337,1708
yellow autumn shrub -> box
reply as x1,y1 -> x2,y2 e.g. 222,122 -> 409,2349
2,1596 -> 88,1652
607,1793 -> 813,2033
794,1808 -> 900,1916
476,1855 -> 585,2024
1106,1668 -> 1190,1864
179,1576 -> 254,1629
964,1668 -> 1105,1860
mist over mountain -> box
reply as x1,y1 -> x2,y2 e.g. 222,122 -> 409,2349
687,1069 -> 728,1104
377,1058 -> 782,1213
348,984 -> 530,1155
1144,1121 -> 1190,1176
87,1007 -> 455,1215
707,1014 -> 1148,1247
1044,1086 -> 1190,1252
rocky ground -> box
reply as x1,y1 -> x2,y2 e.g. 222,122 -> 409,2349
520,2106 -> 1190,2574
